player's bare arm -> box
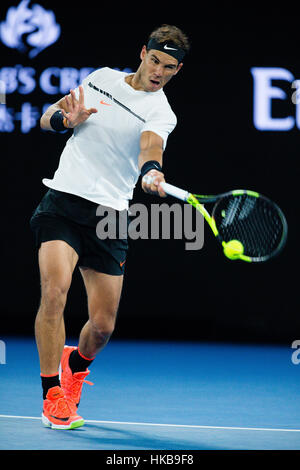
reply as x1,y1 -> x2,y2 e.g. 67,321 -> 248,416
40,85 -> 98,131
139,130 -> 166,197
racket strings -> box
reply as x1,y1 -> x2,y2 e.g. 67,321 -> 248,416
213,195 -> 284,258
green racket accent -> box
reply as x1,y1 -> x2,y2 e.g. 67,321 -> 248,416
231,189 -> 244,196
187,193 -> 219,236
246,190 -> 259,198
232,189 -> 259,198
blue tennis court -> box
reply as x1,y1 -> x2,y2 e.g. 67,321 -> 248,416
0,337 -> 299,450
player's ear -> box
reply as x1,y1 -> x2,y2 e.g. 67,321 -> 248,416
140,45 -> 147,61
174,63 -> 183,75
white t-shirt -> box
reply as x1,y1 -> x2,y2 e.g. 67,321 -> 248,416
43,67 -> 177,210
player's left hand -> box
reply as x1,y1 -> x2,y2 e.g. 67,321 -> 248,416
142,170 -> 167,197
62,85 -> 98,128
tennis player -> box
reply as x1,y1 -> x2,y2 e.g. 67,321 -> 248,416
30,24 -> 190,429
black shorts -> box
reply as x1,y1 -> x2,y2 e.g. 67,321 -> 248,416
30,189 -> 129,275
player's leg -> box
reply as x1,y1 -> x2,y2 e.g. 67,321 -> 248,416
34,240 -> 85,429
35,240 -> 78,377
60,268 -> 123,408
78,268 -> 123,358
60,205 -> 128,407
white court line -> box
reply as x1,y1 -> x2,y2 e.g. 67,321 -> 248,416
0,414 -> 300,433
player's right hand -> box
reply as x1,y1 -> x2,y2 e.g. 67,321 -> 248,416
142,170 -> 167,198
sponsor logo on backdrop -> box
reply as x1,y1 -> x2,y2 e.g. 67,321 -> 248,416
0,2 -> 132,133
251,67 -> 300,131
0,0 -> 61,58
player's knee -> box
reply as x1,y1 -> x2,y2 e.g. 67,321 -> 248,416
40,280 -> 70,315
90,310 -> 116,341
93,319 -> 115,340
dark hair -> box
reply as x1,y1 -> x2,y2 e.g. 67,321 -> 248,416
148,24 -> 191,53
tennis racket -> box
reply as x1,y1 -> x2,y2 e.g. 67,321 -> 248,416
143,175 -> 288,263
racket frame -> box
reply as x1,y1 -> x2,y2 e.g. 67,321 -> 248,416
143,178 -> 287,263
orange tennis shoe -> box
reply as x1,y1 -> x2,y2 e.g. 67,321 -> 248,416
60,346 -> 93,409
42,386 -> 84,430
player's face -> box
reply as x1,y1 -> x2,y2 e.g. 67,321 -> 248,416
138,46 -> 182,92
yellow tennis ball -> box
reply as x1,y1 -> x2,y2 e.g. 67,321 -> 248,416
223,240 -> 244,260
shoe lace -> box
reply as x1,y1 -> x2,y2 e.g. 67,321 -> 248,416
71,372 -> 94,399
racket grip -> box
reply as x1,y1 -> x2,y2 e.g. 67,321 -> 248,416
142,175 -> 189,201
160,182 -> 189,201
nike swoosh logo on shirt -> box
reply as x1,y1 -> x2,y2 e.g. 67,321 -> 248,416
88,82 -> 146,123
164,45 -> 178,51
100,100 -> 112,106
